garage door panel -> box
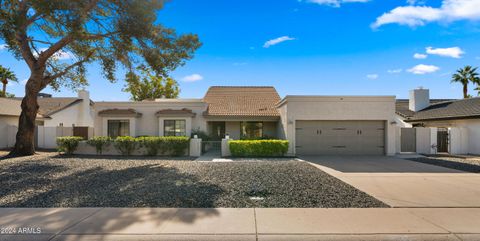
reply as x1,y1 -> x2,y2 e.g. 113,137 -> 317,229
296,120 -> 385,155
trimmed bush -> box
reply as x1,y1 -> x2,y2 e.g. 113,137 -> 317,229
114,136 -> 138,156
139,136 -> 163,156
161,136 -> 190,156
86,136 -> 111,154
229,140 -> 289,157
56,136 -> 84,155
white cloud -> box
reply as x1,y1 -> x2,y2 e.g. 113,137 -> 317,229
407,64 -> 440,74
0,44 -> 7,50
372,0 -> 480,28
414,53 -> 428,59
263,36 -> 296,48
181,74 -> 203,82
387,69 -> 403,74
307,0 -> 370,8
426,46 -> 464,58
21,79 -> 28,85
366,74 -> 379,80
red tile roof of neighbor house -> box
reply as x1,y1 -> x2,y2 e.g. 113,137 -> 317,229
203,86 -> 281,117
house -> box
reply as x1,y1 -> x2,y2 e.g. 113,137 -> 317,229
0,90 -> 94,149
1,86 -> 478,156
396,89 -> 480,155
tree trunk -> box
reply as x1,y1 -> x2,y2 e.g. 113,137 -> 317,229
1,81 -> 6,97
9,75 -> 43,156
463,84 -> 468,99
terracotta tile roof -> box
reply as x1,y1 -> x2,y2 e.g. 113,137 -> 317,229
406,98 -> 480,122
98,108 -> 142,117
156,108 -> 196,117
203,86 -> 281,117
395,99 -> 455,118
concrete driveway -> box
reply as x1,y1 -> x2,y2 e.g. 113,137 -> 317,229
300,155 -> 480,207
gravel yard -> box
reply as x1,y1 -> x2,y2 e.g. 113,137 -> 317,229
0,154 -> 387,208
408,155 -> 480,173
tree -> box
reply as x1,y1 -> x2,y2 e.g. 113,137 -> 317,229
0,0 -> 201,156
451,66 -> 480,99
0,65 -> 18,97
123,66 -> 179,101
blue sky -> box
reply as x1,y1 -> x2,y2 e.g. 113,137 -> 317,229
1,0 -> 480,100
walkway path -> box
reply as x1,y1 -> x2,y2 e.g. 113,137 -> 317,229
1,207 -> 479,240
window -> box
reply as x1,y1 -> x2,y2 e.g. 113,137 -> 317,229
164,120 -> 186,136
108,120 -> 130,138
240,122 -> 263,139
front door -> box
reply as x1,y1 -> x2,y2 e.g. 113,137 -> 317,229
437,128 -> 449,153
210,122 -> 225,141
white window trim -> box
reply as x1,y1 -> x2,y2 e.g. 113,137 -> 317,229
158,117 -> 192,137
102,117 -> 136,137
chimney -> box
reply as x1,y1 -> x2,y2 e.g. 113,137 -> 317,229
77,89 -> 92,126
409,88 -> 430,112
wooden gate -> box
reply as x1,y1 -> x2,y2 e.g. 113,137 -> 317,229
401,128 -> 416,152
73,126 -> 89,140
437,128 -> 449,153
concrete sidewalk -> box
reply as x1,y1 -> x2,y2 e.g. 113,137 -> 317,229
1,208 -> 480,241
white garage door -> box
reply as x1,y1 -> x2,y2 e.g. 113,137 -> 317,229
295,120 -> 385,155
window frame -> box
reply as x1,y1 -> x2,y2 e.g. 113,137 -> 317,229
163,119 -> 187,136
240,121 -> 264,139
107,119 -> 130,138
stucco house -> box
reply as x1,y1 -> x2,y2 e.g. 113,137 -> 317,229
1,86 -> 478,156
0,90 -> 94,148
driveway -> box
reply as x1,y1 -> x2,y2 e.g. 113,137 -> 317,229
300,155 -> 480,207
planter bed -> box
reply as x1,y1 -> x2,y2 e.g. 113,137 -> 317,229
0,155 -> 387,208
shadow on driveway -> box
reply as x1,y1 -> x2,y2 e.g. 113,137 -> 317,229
300,155 -> 464,173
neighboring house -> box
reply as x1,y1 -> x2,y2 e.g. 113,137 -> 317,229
0,90 -> 94,149
1,86 -> 478,155
397,89 -> 480,155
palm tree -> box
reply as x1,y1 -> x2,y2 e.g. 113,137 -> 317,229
451,65 -> 480,99
0,65 -> 18,97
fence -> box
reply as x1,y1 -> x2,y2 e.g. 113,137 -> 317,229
3,125 -> 93,149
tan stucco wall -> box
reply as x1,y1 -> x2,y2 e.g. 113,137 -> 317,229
93,100 -> 208,137
278,96 -> 397,156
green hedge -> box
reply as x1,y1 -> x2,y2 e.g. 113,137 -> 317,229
138,136 -> 189,156
229,140 -> 289,157
86,136 -> 111,154
113,136 -> 138,156
56,136 -> 84,155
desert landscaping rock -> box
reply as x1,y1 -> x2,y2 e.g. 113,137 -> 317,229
0,155 -> 387,208
408,156 -> 480,173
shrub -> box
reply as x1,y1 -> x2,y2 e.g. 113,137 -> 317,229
229,140 -> 289,157
161,136 -> 190,156
140,136 -> 163,156
56,136 -> 84,155
191,128 -> 211,141
114,136 -> 138,155
86,136 -> 112,154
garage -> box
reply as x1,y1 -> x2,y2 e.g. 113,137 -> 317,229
295,120 -> 385,155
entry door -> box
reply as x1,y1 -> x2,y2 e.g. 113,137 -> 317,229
437,128 -> 449,153
295,120 -> 385,155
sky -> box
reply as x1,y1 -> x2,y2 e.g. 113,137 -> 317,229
1,0 -> 480,101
